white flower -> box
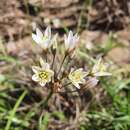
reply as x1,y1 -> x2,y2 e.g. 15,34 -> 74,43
91,58 -> 112,77
64,31 -> 79,53
68,68 -> 88,89
32,58 -> 54,87
32,26 -> 52,50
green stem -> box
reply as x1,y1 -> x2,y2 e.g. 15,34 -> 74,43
42,89 -> 53,107
57,54 -> 67,77
43,50 -> 48,62
51,52 -> 56,70
63,82 -> 72,87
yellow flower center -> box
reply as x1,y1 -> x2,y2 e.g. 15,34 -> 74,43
99,64 -> 106,72
38,71 -> 49,80
42,36 -> 48,41
72,72 -> 81,81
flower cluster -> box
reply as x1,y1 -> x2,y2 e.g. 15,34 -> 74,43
32,26 -> 111,92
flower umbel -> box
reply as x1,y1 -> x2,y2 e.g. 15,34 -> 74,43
31,26 -> 112,93
64,31 -> 79,54
32,58 -> 54,87
32,26 -> 52,50
68,68 -> 88,89
91,58 -> 112,77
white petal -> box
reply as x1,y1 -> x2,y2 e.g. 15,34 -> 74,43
76,68 -> 83,72
48,70 -> 54,76
90,77 -> 99,87
36,39 -> 45,48
42,63 -> 50,70
82,71 -> 88,77
32,33 -> 41,44
65,31 -> 73,51
68,31 -> 73,49
73,34 -> 79,46
86,77 -> 99,88
39,81 -> 46,87
45,63 -> 50,69
92,65 -> 98,73
96,57 -> 102,66
52,33 -> 58,49
44,26 -> 51,38
68,31 -> 73,43
43,39 -> 51,48
36,28 -> 43,38
74,34 -> 79,42
39,57 -> 45,67
32,66 -> 41,73
79,79 -> 86,84
94,72 -> 112,77
74,68 -> 83,75
69,36 -> 78,50
69,41 -> 76,51
74,83 -> 80,89
68,73 -> 72,81
69,33 -> 79,51
47,77 -> 51,83
32,74 -> 39,81
92,57 -> 102,73
64,35 -> 69,50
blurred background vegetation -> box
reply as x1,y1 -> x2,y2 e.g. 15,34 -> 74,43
0,0 -> 130,130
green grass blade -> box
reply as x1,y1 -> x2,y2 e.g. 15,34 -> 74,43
5,90 -> 27,130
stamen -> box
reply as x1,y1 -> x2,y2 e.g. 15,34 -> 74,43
39,71 -> 49,80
